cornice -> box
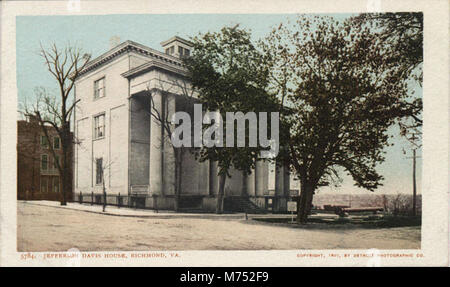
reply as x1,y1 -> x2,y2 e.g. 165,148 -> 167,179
121,59 -> 188,79
75,40 -> 185,80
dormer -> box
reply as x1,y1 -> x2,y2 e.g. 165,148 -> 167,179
161,36 -> 193,58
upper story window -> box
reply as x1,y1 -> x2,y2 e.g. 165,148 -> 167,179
165,46 -> 175,55
41,154 -> 48,170
94,77 -> 105,99
177,46 -> 190,57
53,137 -> 60,149
94,114 -> 105,139
40,135 -> 49,148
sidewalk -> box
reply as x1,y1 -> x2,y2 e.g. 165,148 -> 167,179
20,200 -> 275,220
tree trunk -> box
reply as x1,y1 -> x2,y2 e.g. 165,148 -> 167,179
60,122 -> 71,206
306,190 -> 314,215
216,173 -> 226,214
173,149 -> 183,212
297,181 -> 314,224
174,151 -> 179,212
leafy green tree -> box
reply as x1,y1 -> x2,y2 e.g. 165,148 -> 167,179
265,15 -> 421,223
184,26 -> 277,213
352,12 -> 423,132
352,13 -> 423,216
351,13 -> 423,86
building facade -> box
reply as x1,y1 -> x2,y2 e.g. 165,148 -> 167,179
17,117 -> 72,201
73,37 -> 291,212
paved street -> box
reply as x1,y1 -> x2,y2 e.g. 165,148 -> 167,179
17,201 -> 421,251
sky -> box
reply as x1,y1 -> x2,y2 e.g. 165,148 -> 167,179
16,14 -> 422,195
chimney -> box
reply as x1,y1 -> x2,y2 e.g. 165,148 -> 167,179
26,115 -> 41,128
109,36 -> 121,49
27,115 -> 39,124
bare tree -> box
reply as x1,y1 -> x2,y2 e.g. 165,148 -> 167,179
96,158 -> 114,212
21,43 -> 91,205
144,76 -> 196,212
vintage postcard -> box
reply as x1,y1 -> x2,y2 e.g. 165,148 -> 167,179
0,0 -> 449,267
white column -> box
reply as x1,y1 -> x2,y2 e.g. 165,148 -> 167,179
255,160 -> 265,196
274,160 -> 286,212
163,94 -> 176,195
209,160 -> 219,196
275,162 -> 284,196
262,161 -> 269,196
283,165 -> 290,197
198,159 -> 210,195
245,168 -> 256,196
149,91 -> 163,195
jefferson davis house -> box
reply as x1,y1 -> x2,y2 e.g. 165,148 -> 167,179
73,36 -> 293,212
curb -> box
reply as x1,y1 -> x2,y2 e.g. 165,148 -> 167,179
21,201 -> 248,220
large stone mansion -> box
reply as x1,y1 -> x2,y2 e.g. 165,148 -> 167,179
73,36 -> 294,212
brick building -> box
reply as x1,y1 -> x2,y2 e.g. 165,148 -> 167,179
17,116 -> 73,201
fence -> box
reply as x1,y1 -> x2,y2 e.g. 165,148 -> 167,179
73,192 -> 172,210
19,190 -> 73,202
74,192 -> 129,208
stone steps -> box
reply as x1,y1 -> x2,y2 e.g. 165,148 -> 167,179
224,197 -> 268,214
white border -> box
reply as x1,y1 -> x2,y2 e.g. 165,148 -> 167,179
1,0 -> 449,267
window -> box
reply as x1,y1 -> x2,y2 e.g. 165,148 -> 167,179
96,158 -> 103,185
41,154 -> 48,170
53,177 -> 60,193
94,114 -> 105,139
53,137 -> 60,149
94,77 -> 105,99
165,48 -> 170,54
170,46 -> 174,54
178,47 -> 190,58
53,155 -> 59,169
40,135 -> 49,147
41,177 -> 47,193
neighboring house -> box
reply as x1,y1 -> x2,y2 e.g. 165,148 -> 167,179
17,116 -> 73,201
73,36 -> 291,212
